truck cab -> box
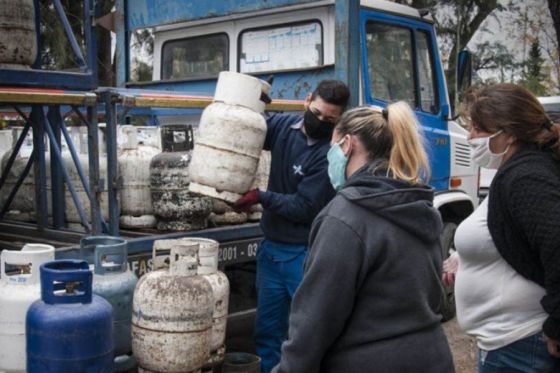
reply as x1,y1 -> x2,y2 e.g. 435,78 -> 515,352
118,0 -> 478,318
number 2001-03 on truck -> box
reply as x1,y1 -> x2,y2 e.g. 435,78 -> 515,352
118,0 -> 478,318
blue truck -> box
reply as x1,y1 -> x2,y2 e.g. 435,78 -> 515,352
113,0 -> 478,319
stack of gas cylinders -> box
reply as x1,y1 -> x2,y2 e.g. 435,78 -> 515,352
0,71 -> 273,232
0,235 -> 230,372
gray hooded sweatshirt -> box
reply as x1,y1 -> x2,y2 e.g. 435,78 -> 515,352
273,165 -> 454,373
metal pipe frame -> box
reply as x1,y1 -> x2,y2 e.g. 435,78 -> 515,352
0,120 -> 31,214
85,106 -> 103,234
43,112 -> 92,232
31,107 -> 48,229
52,0 -> 87,69
101,91 -> 120,236
48,106 -> 65,228
0,102 -> 105,235
64,108 -> 107,234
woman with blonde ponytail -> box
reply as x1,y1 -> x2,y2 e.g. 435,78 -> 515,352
442,83 -> 560,372
272,102 -> 454,373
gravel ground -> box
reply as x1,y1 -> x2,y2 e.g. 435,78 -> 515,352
443,317 -> 478,373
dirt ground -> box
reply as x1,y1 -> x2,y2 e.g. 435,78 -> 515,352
443,317 -> 477,373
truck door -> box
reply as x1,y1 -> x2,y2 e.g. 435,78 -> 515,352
359,10 -> 450,191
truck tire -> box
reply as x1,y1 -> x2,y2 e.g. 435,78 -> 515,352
439,222 -> 457,322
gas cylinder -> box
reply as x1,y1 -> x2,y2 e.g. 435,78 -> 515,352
1,130 -> 38,221
80,236 -> 137,370
132,239 -> 213,372
119,126 -> 160,228
26,259 -> 113,372
208,198 -> 248,226
136,126 -> 162,150
0,0 -> 37,68
188,238 -> 230,367
150,124 -> 212,231
65,127 -> 113,227
188,71 -> 270,203
0,244 -> 55,373
0,128 -> 12,161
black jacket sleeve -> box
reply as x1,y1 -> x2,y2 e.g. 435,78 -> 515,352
258,157 -> 334,223
272,215 -> 366,373
507,172 -> 560,339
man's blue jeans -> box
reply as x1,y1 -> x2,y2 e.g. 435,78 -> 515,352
478,332 -> 559,372
254,239 -> 307,373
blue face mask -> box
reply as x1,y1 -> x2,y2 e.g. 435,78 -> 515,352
327,138 -> 348,191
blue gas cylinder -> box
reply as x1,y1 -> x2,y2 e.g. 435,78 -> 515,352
81,236 -> 138,371
26,259 -> 114,372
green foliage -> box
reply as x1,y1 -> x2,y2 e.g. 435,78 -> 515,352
130,29 -> 154,82
519,40 -> 547,95
39,1 -> 84,70
132,60 -> 153,82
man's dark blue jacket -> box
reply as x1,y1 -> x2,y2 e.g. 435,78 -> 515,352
258,113 -> 336,245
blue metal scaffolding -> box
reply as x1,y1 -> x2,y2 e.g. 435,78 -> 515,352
0,0 -> 104,239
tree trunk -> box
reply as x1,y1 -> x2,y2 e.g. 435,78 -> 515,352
548,0 -> 560,67
446,0 -> 499,109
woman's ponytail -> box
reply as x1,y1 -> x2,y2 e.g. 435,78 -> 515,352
386,101 -> 430,184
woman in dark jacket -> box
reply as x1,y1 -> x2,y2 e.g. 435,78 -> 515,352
443,83 -> 560,372
272,102 -> 454,373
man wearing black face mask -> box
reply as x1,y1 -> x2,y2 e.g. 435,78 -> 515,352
234,80 -> 350,373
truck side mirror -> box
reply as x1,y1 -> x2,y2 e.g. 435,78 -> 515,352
456,49 -> 472,95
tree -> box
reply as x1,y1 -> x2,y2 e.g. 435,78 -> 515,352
130,29 -> 154,82
38,0 -> 114,86
393,0 -> 503,106
520,40 -> 547,95
471,41 -> 518,83
508,0 -> 559,93
548,0 -> 560,67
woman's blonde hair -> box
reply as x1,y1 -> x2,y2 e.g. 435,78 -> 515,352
335,101 -> 430,184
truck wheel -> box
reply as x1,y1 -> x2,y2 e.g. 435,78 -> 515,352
439,222 -> 457,322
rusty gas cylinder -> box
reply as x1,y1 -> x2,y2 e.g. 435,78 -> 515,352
150,124 -> 212,231
132,238 -> 213,372
0,0 -> 37,68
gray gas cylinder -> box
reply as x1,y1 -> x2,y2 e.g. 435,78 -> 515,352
0,0 -> 37,68
150,124 -> 211,231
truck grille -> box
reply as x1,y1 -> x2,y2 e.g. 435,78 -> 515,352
454,143 -> 471,167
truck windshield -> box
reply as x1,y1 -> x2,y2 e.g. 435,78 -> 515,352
161,33 -> 229,80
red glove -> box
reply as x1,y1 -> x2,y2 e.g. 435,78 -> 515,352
233,189 -> 260,213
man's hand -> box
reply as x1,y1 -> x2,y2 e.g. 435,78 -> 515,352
233,189 -> 260,213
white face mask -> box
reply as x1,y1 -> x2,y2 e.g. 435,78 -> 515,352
468,130 -> 510,169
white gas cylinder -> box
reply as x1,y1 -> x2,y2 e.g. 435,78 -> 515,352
0,244 -> 55,372
118,126 -> 160,228
0,129 -> 53,222
188,72 -> 270,203
179,238 -> 230,366
132,239 -> 213,372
